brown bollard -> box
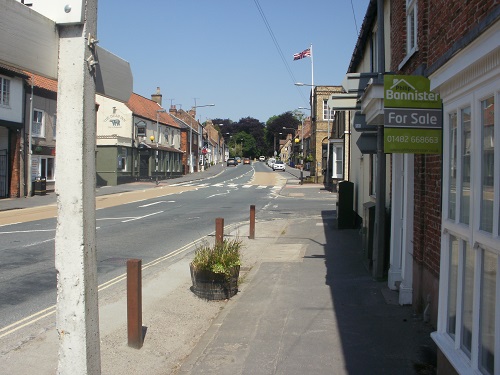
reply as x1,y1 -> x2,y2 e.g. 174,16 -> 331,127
215,217 -> 224,245
249,205 -> 255,239
127,259 -> 143,349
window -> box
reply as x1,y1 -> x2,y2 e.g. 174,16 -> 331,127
332,143 -> 344,179
117,147 -> 128,171
323,100 -> 335,121
449,112 -> 457,220
0,76 -> 10,106
461,107 -> 471,225
32,156 -> 55,181
440,82 -> 499,374
480,96 -> 494,233
32,109 -> 44,138
461,242 -> 474,355
406,0 -> 418,56
479,249 -> 496,374
136,121 -> 146,137
447,235 -> 459,338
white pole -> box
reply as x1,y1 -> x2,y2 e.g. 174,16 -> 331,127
55,1 -> 101,373
326,107 -> 331,187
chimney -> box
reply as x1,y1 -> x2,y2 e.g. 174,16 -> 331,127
188,108 -> 196,119
169,104 -> 177,115
151,87 -> 162,106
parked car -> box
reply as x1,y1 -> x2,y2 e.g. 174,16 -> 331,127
227,158 -> 237,167
267,158 -> 276,168
259,156 -> 266,162
273,160 -> 286,171
243,157 -> 251,165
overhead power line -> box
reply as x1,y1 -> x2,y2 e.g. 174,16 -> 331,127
252,0 -> 309,105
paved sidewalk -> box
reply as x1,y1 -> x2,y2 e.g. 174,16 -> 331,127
178,218 -> 436,375
1,163 -> 437,374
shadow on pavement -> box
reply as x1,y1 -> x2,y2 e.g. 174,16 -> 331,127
320,210 -> 437,375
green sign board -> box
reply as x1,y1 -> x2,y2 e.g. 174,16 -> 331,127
383,75 -> 442,154
384,128 -> 442,154
384,75 -> 441,109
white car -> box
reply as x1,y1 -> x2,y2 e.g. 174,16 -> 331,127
272,160 -> 286,171
259,156 -> 266,162
267,158 -> 276,168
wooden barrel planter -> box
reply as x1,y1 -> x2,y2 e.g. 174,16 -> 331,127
190,264 -> 240,301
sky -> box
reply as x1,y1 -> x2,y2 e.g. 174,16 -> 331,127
97,0 -> 370,124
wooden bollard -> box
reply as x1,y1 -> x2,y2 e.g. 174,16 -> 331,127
249,205 -> 255,239
215,217 -> 224,245
127,259 -> 143,349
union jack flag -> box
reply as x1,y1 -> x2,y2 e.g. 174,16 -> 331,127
293,48 -> 311,61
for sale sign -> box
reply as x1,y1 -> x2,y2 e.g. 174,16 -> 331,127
383,75 -> 442,154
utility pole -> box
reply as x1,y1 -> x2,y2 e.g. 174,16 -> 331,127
54,1 -> 101,374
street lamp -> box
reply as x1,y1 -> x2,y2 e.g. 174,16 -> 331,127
274,132 -> 283,157
192,104 -> 215,171
156,109 -> 167,185
297,107 -> 311,184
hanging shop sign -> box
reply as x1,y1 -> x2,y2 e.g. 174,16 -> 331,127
383,75 -> 442,154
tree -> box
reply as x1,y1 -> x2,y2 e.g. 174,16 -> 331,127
265,112 -> 300,156
223,117 -> 266,158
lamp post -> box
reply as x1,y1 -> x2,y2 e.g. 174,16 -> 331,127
273,132 -> 282,157
191,104 -> 215,171
298,107 -> 311,185
156,109 -> 167,185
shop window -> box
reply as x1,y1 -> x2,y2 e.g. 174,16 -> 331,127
480,96 -> 494,233
440,83 -> 499,374
32,156 -> 55,181
447,235 -> 459,338
479,249 -> 496,374
460,107 -> 471,225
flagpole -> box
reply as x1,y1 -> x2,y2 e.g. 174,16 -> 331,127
310,44 -> 314,119
310,44 -> 314,89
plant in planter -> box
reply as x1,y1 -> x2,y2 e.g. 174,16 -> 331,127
190,238 -> 242,301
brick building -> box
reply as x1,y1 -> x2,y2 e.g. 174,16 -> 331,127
348,1 -> 499,374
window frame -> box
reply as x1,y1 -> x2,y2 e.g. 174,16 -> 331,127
323,100 -> 335,121
437,80 -> 499,374
406,0 -> 418,57
32,108 -> 45,138
0,76 -> 10,107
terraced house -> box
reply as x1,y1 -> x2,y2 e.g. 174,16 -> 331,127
344,1 -> 499,374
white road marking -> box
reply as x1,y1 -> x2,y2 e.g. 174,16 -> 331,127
121,211 -> 164,223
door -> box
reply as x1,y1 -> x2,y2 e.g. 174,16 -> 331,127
139,151 -> 150,179
0,149 -> 7,198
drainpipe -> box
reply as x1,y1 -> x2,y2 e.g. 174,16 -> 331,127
373,0 -> 387,280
